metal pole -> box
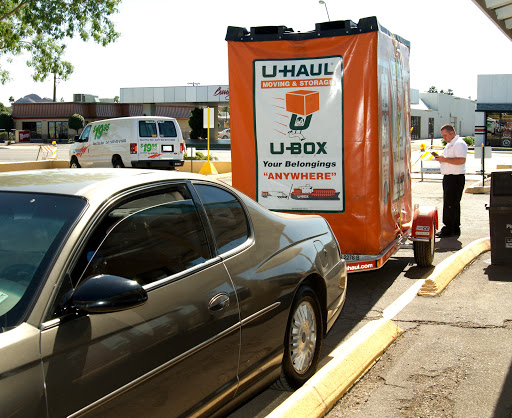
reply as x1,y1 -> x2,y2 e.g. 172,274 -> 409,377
481,143 -> 485,185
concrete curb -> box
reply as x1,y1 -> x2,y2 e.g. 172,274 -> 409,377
418,237 -> 491,296
266,319 -> 403,418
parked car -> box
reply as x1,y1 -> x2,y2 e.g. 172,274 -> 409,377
0,168 -> 346,417
218,128 -> 230,139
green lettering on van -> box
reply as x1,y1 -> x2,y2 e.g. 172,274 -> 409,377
93,123 -> 110,140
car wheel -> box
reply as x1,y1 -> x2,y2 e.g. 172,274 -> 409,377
277,285 -> 323,390
413,222 -> 435,267
112,156 -> 124,168
222,135 -> 228,139
70,157 -> 80,168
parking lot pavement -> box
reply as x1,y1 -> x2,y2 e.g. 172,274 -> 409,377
326,255 -> 512,418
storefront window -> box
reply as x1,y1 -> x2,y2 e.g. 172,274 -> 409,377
48,121 -> 69,140
22,122 -> 42,139
487,112 -> 512,147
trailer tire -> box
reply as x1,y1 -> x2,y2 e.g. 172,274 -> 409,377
413,228 -> 435,267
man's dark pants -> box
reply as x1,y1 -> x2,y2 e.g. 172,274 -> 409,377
442,174 -> 465,234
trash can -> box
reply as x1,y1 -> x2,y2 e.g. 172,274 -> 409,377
487,171 -> 512,265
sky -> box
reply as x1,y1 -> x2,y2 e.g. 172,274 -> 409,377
1,0 -> 512,106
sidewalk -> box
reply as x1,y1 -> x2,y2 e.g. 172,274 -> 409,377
326,254 -> 512,418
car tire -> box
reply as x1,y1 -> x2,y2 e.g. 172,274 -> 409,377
70,157 -> 81,168
276,285 -> 323,390
413,222 -> 435,267
112,156 -> 124,168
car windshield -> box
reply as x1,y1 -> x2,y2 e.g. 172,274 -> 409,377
0,192 -> 86,332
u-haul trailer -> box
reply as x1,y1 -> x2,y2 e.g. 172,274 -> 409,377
226,17 -> 437,272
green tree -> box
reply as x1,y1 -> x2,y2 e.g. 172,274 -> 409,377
0,1 -> 121,85
68,113 -> 85,135
0,111 -> 14,131
188,108 -> 207,139
0,102 -> 9,112
428,86 -> 438,93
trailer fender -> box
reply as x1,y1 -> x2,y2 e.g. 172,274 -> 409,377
411,204 -> 438,240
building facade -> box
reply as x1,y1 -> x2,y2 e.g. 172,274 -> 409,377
474,74 -> 512,147
11,102 -> 195,142
410,90 -> 476,139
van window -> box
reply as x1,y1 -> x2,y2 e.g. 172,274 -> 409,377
80,125 -> 91,142
139,121 -> 158,138
158,120 -> 177,138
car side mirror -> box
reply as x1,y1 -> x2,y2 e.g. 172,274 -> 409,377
70,274 -> 148,314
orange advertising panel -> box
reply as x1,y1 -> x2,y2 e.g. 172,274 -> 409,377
226,17 -> 411,257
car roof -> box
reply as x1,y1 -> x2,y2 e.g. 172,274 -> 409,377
0,169 -> 218,199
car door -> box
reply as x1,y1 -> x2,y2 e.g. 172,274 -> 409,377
40,183 -> 241,417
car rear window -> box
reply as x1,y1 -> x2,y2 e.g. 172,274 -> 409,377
193,184 -> 249,254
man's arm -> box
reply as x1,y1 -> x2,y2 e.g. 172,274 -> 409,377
435,156 -> 466,165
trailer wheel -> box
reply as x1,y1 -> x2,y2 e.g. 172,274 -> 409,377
413,226 -> 435,267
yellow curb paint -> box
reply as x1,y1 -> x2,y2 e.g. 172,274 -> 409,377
418,237 -> 490,296
266,319 -> 403,418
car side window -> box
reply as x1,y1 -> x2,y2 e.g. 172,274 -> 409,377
193,184 -> 249,254
139,121 -> 158,138
71,185 -> 211,288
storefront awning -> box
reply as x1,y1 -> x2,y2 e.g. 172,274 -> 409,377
471,0 -> 512,41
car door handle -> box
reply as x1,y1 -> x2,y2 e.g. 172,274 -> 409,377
208,292 -> 230,314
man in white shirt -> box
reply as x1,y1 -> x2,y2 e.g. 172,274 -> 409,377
434,124 -> 468,238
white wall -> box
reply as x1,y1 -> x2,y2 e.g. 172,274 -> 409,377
411,93 -> 476,138
477,74 -> 512,104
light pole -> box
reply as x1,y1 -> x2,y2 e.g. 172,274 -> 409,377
319,0 -> 330,21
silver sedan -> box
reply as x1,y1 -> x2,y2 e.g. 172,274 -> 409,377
0,168 -> 346,417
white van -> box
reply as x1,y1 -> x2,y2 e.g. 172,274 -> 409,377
69,116 -> 185,169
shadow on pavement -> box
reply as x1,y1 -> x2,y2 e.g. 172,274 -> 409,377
494,359 -> 512,416
484,264 -> 512,282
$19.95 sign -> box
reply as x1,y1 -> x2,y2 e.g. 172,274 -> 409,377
253,56 -> 344,212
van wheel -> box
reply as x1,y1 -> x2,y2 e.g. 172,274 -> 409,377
112,156 -> 124,168
70,157 -> 80,168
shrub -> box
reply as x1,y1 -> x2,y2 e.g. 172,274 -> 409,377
183,151 -> 218,161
